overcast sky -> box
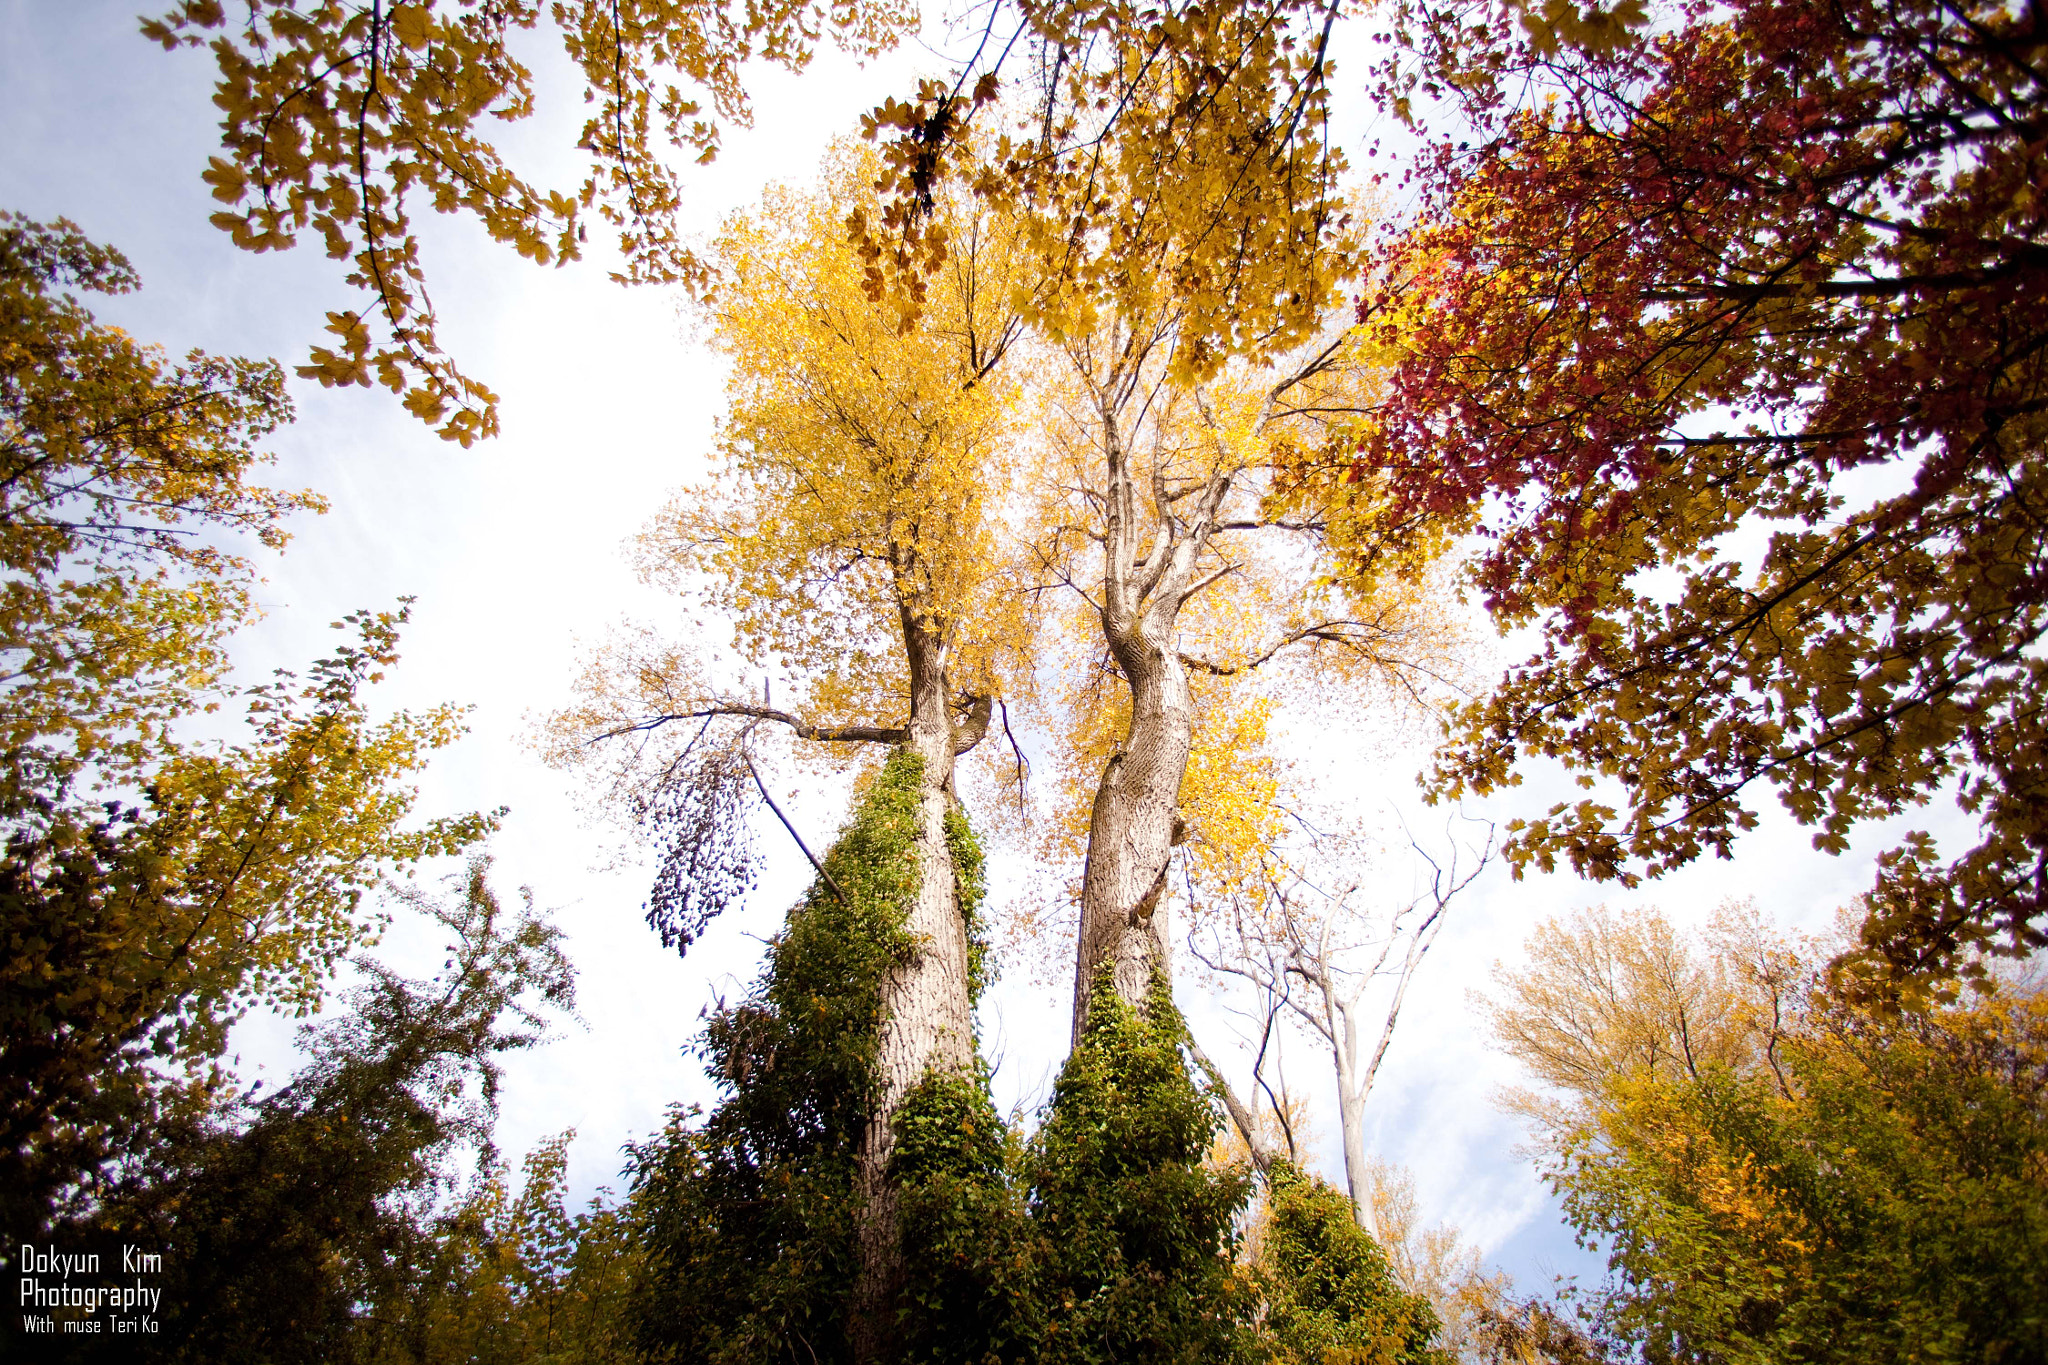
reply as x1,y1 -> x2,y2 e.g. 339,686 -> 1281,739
1,0 -> 1961,1297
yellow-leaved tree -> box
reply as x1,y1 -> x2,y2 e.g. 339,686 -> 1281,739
1013,127 -> 1461,1041
145,0 -> 917,442
1483,904 -> 2048,1362
0,214 -> 496,1236
961,57 -> 1475,1252
543,145 -> 1034,1355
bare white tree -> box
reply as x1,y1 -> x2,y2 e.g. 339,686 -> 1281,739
1188,815 -> 1494,1238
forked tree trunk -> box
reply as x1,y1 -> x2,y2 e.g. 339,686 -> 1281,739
848,618 -> 981,1364
1066,389 -> 1231,1044
1062,327 -> 1373,1048
1070,620 -> 1197,1041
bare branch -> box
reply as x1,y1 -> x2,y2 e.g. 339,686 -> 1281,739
591,701 -> 907,747
1179,617 -> 1400,677
741,747 -> 851,907
998,697 -> 1030,815
1186,1028 -> 1279,1173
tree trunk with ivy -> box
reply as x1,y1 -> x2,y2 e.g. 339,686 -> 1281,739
848,613 -> 989,1364
542,155 -> 1022,1361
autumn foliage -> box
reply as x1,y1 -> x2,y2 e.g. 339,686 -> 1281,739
1487,906 -> 2048,1363
0,217 -> 493,1238
1347,0 -> 2048,981
25,0 -> 2046,1355
145,0 -> 916,442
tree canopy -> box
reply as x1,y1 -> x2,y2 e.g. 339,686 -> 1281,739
0,211 -> 314,789
147,0 -> 1378,441
1331,0 -> 2048,983
145,0 -> 917,442
1487,905 -> 2048,1364
0,213 -> 493,1237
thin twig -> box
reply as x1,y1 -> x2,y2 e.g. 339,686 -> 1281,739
741,749 -> 850,907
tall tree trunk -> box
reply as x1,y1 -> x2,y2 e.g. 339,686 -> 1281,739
1066,380 -> 1231,1045
1330,1010 -> 1382,1241
1070,620 -> 1196,1041
1059,324 -> 1374,1049
848,618 -> 981,1364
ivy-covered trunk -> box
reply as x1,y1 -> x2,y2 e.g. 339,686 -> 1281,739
627,735 -> 993,1364
848,617 -> 986,1363
1033,971 -> 1257,1361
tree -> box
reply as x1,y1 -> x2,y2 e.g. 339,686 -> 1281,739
1188,821 -> 1492,1238
0,214 -> 493,1237
1464,1296 -> 1610,1365
144,0 -> 917,442
1338,0 -> 2048,983
1486,905 -> 2048,1364
0,211 -> 316,791
1024,970 -> 1261,1365
938,4 -> 1474,1044
1480,904 -> 1793,1128
1,605 -> 495,1237
546,148 -> 1031,1360
543,96 -> 1457,1361
1342,1157 -> 1557,1365
1254,1164 -> 1447,1365
1031,265 -> 1457,1041
547,141 -> 1456,1361
623,751 -> 1018,1365
47,858 -> 578,1364
626,799 -> 1424,1365
392,1130 -> 642,1365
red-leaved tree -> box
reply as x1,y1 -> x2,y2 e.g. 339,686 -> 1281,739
1329,0 -> 2048,982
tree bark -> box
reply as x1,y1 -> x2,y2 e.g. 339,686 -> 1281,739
848,614 -> 979,1364
1070,621 -> 1196,1040
1066,376 -> 1233,1044
1329,999 -> 1382,1241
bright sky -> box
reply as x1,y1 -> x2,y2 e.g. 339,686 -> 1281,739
2,0 -> 1959,1298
